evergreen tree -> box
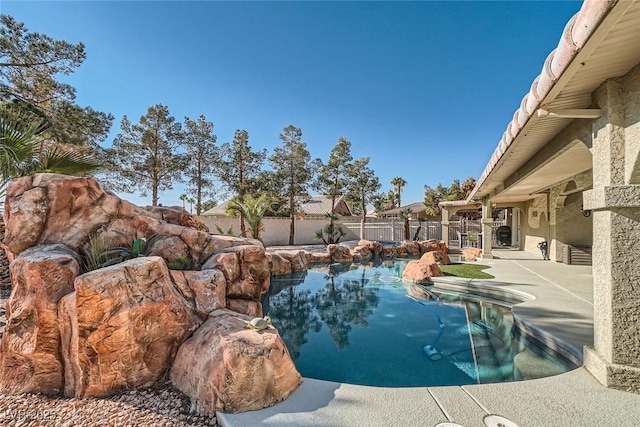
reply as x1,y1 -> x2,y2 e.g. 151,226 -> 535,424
214,129 -> 266,237
104,104 -> 184,206
314,137 -> 353,243
182,115 -> 218,215
269,125 -> 316,245
461,176 -> 476,197
423,177 -> 476,216
346,157 -> 380,239
0,15 -> 112,148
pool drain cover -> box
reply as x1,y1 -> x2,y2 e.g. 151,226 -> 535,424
435,423 -> 466,427
483,414 -> 519,427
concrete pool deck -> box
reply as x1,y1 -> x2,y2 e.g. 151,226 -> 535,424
219,249 -> 640,427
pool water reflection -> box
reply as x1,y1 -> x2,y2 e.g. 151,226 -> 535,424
262,259 -> 577,387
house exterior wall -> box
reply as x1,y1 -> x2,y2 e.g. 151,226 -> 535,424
582,63 -> 640,391
552,170 -> 593,260
520,194 -> 550,257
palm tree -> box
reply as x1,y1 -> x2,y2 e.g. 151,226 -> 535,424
1,104 -> 100,289
179,193 -> 187,209
1,105 -> 99,197
391,176 -> 407,208
400,207 -> 412,241
227,194 -> 275,242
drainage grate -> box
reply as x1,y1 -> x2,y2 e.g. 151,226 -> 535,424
483,414 -> 519,427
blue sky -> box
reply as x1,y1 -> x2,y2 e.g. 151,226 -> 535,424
2,1 -> 581,210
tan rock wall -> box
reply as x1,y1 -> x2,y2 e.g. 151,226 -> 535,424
0,244 -> 79,394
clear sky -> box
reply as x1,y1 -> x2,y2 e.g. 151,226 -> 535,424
1,0 -> 582,210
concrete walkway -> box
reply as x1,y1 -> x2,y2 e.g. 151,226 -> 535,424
219,250 -> 640,427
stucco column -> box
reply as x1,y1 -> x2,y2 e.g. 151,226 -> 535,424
583,75 -> 640,392
481,198 -> 493,259
441,207 -> 450,248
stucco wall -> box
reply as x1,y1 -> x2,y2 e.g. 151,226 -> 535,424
552,170 -> 593,260
520,194 -> 550,256
198,216 -> 360,246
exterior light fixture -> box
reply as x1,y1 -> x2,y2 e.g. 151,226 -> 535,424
537,108 -> 602,119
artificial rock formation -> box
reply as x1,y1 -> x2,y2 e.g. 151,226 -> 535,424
462,247 -> 482,261
0,174 -> 301,414
402,260 -> 443,284
59,257 -> 201,398
420,250 -> 451,265
0,244 -> 79,395
170,309 -> 302,415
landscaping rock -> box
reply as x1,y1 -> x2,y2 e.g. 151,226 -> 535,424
420,250 -> 451,265
308,251 -> 332,263
402,260 -> 443,284
350,245 -> 372,261
398,240 -> 421,256
266,253 -> 292,276
204,245 -> 270,301
170,269 -> 227,319
274,250 -> 308,272
327,244 -> 352,262
226,299 -> 262,317
170,309 -> 302,415
358,239 -> 382,256
383,246 -> 399,258
462,247 -> 482,261
0,244 -> 79,395
59,257 -> 201,398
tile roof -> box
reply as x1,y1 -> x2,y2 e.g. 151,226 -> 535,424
468,0 -> 616,202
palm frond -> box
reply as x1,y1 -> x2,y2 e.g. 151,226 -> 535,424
27,146 -> 100,176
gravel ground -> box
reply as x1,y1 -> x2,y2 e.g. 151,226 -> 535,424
0,292 -> 219,427
0,380 -> 218,427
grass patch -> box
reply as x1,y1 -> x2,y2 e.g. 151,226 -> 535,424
440,263 -> 494,279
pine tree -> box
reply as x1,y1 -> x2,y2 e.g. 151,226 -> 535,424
314,137 -> 353,244
214,129 -> 266,237
269,125 -> 316,245
103,104 -> 184,206
182,115 -> 218,215
346,157 -> 380,239
0,15 -> 112,148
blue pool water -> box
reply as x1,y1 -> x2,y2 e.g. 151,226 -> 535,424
263,259 -> 577,387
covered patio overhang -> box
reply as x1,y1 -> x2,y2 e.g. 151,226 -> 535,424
470,1 -> 640,208
454,0 -> 640,393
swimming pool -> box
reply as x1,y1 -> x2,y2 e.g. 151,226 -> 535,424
262,259 -> 577,387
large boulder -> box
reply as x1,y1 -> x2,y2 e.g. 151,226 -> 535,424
350,245 -> 372,261
402,260 -> 443,284
203,245 -> 270,303
170,309 -> 302,415
266,253 -> 292,277
462,247 -> 482,261
1,174 -> 262,269
418,239 -> 448,254
0,244 -> 79,395
358,239 -> 382,256
58,257 -> 201,398
420,250 -> 451,265
273,250 -> 308,272
327,244 -> 352,263
2,174 -> 141,255
398,240 -> 421,256
170,269 -> 227,319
